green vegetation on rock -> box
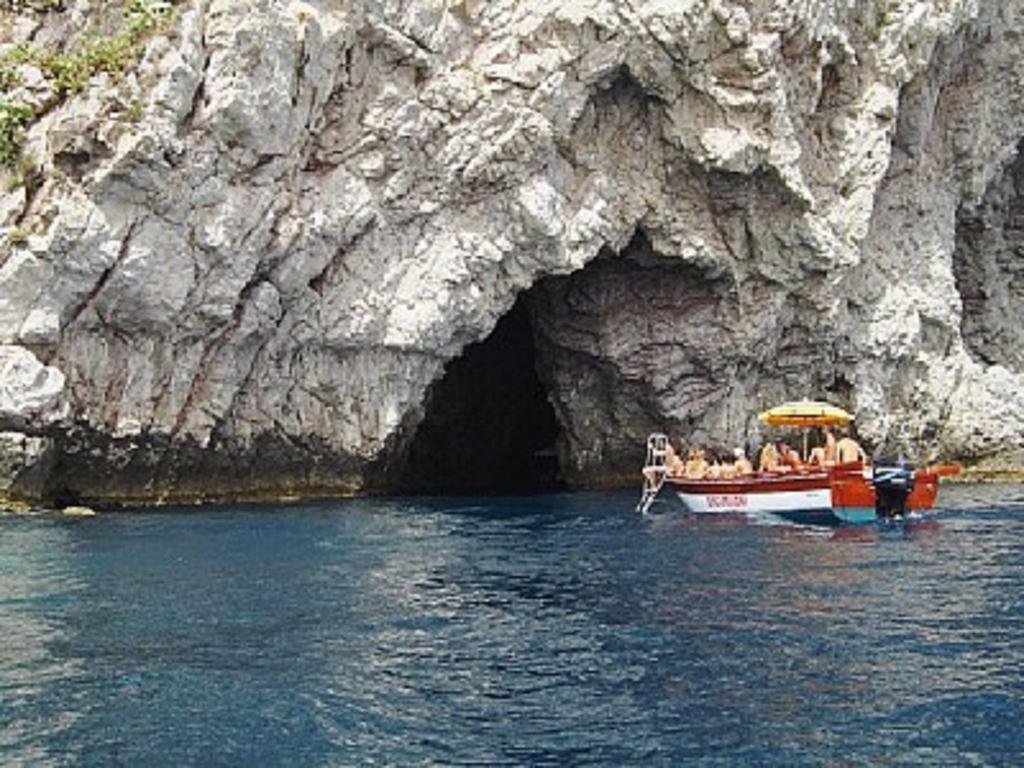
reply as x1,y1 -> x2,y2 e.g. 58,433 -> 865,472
4,149 -> 36,190
7,226 -> 29,244
0,59 -> 18,91
0,98 -> 33,167
7,0 -> 173,94
0,0 -> 174,169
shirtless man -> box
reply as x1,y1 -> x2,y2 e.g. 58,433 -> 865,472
822,426 -> 838,465
708,449 -> 737,480
733,448 -> 754,475
836,431 -> 866,464
778,442 -> 802,471
643,441 -> 685,484
706,456 -> 723,480
665,443 -> 685,476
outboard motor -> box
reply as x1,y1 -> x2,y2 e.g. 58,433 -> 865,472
872,458 -> 915,519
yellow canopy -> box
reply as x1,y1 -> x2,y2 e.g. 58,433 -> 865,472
757,400 -> 854,428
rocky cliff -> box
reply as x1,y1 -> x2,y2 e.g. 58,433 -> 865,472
2,0 -> 1023,505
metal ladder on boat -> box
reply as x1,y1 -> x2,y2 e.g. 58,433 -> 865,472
636,433 -> 669,514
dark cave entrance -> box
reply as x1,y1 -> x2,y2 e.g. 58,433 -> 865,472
397,295 -> 564,494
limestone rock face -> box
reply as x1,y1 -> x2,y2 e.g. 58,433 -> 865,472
0,345 -> 66,427
1,0 -> 1023,503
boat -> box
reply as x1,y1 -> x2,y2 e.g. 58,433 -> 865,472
636,400 -> 959,525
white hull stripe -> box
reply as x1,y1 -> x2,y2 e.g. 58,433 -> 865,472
676,488 -> 833,514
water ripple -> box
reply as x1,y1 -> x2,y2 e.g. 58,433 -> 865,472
0,487 -> 1023,764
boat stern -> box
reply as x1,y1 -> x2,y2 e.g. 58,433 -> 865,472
829,464 -> 877,525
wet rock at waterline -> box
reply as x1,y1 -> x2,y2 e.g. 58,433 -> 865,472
2,1 -> 1024,504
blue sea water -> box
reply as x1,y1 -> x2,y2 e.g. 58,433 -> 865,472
1,485 -> 1023,766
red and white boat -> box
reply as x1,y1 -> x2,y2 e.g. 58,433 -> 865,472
664,461 -> 950,526
637,401 -> 958,525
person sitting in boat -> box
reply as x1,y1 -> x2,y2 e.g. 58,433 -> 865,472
666,443 -> 686,476
836,429 -> 866,464
643,441 -> 685,483
758,442 -> 780,472
778,441 -> 803,471
705,452 -> 723,480
733,447 -> 754,475
684,448 -> 709,479
706,449 -> 737,480
822,426 -> 838,465
808,446 -> 827,467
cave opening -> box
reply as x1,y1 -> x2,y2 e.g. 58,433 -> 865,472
396,294 -> 563,494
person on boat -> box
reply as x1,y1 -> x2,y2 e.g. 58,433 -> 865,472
665,443 -> 685,476
643,441 -> 685,483
778,442 -> 802,471
758,442 -> 780,472
822,426 -> 838,465
709,449 -> 738,480
836,430 -> 866,464
705,453 -> 723,480
808,446 -> 827,467
684,448 -> 709,479
733,447 -> 754,475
